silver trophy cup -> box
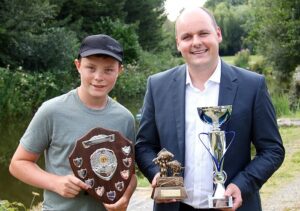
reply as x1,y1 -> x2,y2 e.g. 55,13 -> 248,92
197,105 -> 235,209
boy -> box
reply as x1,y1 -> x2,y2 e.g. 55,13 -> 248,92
9,34 -> 137,211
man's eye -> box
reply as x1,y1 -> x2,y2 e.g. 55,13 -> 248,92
182,36 -> 190,40
200,32 -> 209,37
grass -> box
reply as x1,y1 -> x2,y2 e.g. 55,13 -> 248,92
222,55 -> 263,65
221,55 -> 235,65
281,110 -> 300,119
138,175 -> 151,187
260,127 -> 300,199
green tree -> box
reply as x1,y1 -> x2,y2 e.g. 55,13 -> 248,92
124,0 -> 167,52
52,0 -> 127,36
94,17 -> 141,64
247,0 -> 300,88
51,0 -> 142,62
159,20 -> 177,56
0,0 -> 78,72
213,2 -> 250,55
205,0 -> 248,9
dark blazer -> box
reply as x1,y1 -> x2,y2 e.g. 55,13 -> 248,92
135,61 -> 285,211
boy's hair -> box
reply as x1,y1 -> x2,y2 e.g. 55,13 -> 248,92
78,34 -> 123,63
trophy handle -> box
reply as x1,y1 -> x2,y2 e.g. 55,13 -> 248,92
198,131 -> 235,172
224,131 -> 235,155
198,132 -> 219,169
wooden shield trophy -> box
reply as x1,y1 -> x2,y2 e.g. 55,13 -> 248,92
69,127 -> 134,204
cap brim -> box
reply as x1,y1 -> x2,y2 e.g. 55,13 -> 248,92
80,49 -> 122,63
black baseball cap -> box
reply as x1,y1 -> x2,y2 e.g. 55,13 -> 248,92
78,34 -> 123,63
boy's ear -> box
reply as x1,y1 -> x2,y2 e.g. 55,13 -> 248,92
74,59 -> 81,71
118,64 -> 124,74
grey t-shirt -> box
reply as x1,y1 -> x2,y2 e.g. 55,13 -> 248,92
20,89 -> 135,211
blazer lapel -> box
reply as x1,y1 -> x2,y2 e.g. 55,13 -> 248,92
171,65 -> 186,163
218,61 -> 238,133
218,61 -> 238,107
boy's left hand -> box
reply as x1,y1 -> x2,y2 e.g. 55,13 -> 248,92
103,174 -> 137,211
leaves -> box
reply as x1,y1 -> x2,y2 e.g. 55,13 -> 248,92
247,0 -> 300,87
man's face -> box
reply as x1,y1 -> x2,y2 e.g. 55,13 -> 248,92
75,55 -> 122,102
176,8 -> 222,71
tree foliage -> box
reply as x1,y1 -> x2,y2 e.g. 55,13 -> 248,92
0,0 -> 167,71
213,2 -> 250,55
52,0 -> 127,37
124,0 -> 167,52
205,0 -> 248,9
247,0 -> 300,87
93,17 -> 141,64
0,0 -> 78,72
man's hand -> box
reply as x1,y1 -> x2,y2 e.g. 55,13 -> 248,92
221,183 -> 243,211
151,173 -> 178,203
104,174 -> 137,211
52,174 -> 90,198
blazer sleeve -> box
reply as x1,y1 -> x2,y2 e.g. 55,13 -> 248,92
135,76 -> 161,182
231,76 -> 285,196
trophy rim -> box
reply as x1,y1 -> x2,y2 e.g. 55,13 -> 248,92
197,105 -> 232,128
197,105 -> 232,112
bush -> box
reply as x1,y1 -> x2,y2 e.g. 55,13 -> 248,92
0,67 -> 77,119
0,200 -> 26,211
271,93 -> 292,117
112,63 -> 147,99
111,50 -> 183,99
92,17 -> 141,64
249,56 -> 268,75
233,49 -> 250,69
13,28 -> 79,72
289,66 -> 300,111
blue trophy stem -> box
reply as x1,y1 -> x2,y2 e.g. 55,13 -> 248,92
198,131 -> 235,172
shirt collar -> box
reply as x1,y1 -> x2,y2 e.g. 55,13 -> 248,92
186,58 -> 221,86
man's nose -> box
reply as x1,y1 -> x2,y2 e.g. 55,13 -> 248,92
192,35 -> 202,47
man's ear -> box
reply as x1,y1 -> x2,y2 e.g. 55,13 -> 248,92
216,26 -> 223,44
176,36 -> 180,51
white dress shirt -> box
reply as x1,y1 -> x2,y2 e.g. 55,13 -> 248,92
183,58 -> 221,208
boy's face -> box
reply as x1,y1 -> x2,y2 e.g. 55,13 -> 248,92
75,55 -> 122,103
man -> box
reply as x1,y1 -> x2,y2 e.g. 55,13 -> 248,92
135,7 -> 284,211
9,34 -> 137,211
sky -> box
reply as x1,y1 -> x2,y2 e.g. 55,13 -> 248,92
164,0 -> 207,21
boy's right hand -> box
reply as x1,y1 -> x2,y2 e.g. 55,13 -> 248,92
53,175 -> 90,198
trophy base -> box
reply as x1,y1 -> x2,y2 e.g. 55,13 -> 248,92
152,186 -> 187,200
152,176 -> 187,200
208,195 -> 233,208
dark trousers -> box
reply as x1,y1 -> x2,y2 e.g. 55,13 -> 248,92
179,202 -> 220,211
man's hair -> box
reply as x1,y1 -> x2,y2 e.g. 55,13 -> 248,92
200,7 -> 218,28
175,7 -> 219,35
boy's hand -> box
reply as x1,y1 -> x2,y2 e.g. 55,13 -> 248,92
103,174 -> 137,211
103,196 -> 128,211
53,174 -> 90,198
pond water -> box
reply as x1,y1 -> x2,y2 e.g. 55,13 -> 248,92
0,97 -> 143,208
